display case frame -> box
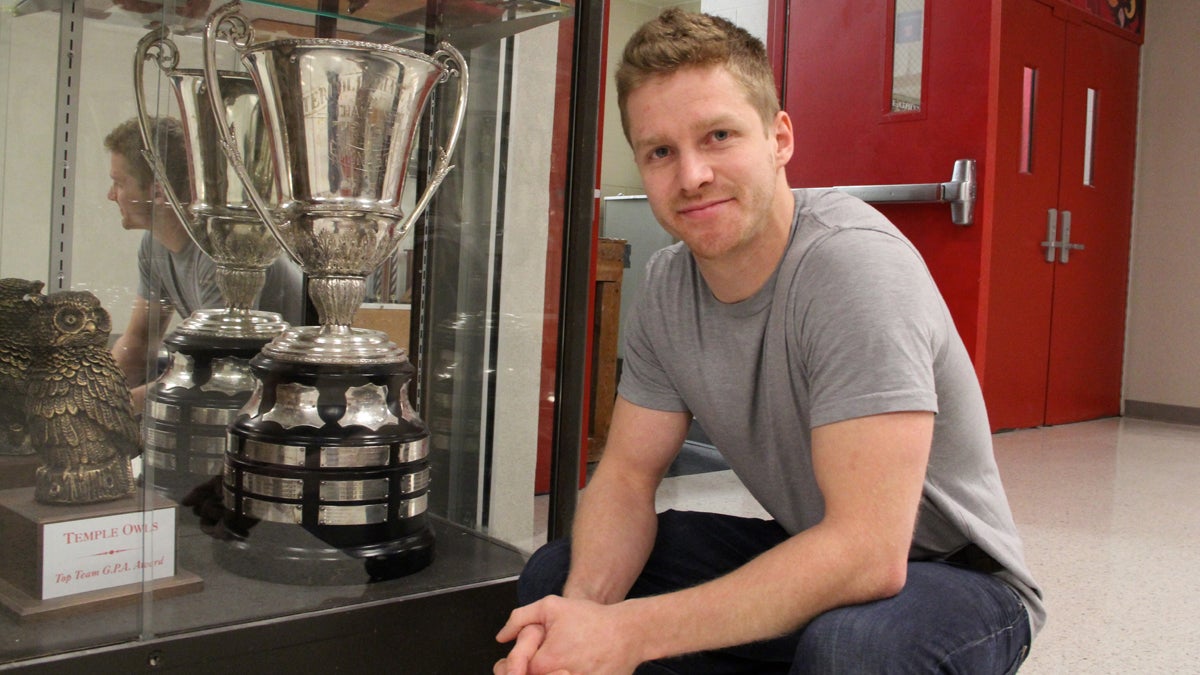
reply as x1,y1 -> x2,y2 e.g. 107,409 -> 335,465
0,0 -> 601,669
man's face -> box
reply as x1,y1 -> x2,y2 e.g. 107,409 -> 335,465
625,65 -> 792,263
107,152 -> 154,232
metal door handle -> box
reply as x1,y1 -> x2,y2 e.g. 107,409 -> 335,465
1039,209 -> 1085,264
1041,208 -> 1060,263
1059,210 -> 1085,264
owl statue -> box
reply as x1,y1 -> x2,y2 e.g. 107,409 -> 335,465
25,290 -> 140,504
0,277 -> 45,456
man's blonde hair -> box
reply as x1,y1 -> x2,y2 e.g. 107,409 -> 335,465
615,9 -> 779,142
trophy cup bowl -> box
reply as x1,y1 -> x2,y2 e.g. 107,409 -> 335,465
135,26 -> 288,339
202,0 -> 468,582
134,26 -> 291,500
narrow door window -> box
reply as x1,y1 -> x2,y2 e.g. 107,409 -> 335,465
1020,66 -> 1037,174
1083,87 -> 1098,186
890,0 -> 926,113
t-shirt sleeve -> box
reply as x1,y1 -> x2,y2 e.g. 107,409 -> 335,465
617,250 -> 690,414
259,257 -> 306,325
195,255 -> 223,310
795,229 -> 944,428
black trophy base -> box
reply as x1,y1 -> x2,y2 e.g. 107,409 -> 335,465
216,353 -> 435,586
145,331 -> 272,502
212,520 -> 435,585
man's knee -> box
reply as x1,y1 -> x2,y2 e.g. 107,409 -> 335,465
516,538 -> 571,606
793,604 -> 908,673
792,566 -> 1031,674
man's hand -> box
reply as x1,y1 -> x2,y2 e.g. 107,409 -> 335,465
494,596 -> 644,675
493,624 -> 548,675
128,383 -> 147,414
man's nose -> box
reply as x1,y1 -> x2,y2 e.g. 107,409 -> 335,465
677,150 -> 713,192
107,185 -> 117,201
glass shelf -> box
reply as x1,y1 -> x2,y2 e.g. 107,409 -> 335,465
11,0 -> 572,45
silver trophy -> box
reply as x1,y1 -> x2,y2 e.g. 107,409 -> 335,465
133,26 -> 291,500
135,26 -> 288,341
201,0 -> 468,582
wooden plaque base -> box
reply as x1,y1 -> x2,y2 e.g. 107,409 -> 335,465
0,567 -> 202,621
0,454 -> 39,491
0,487 -> 203,620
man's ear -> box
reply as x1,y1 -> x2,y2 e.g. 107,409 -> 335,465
773,111 -> 795,168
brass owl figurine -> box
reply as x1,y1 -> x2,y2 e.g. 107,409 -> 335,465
0,277 -> 45,456
25,290 -> 141,504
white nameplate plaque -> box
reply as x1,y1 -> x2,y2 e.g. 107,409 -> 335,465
39,507 -> 176,600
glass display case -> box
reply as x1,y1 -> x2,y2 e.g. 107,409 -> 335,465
0,0 -> 596,669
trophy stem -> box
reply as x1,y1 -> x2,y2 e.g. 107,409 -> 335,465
217,266 -> 268,312
310,276 -> 367,328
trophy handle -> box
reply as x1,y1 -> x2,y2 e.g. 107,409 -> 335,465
403,42 -> 470,234
132,27 -> 193,231
202,0 -> 300,265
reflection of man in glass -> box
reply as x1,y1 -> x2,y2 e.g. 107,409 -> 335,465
103,117 -> 303,410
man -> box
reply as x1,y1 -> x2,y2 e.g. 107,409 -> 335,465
496,10 -> 1042,674
104,117 -> 303,410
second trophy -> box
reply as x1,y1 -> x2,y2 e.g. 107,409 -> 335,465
203,0 -> 468,581
134,26 -> 292,501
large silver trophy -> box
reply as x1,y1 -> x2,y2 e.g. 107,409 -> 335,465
202,0 -> 467,582
134,26 -> 290,500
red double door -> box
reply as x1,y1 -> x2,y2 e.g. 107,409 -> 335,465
782,0 -> 1140,430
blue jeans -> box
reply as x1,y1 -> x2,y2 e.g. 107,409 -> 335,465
518,510 -> 1031,674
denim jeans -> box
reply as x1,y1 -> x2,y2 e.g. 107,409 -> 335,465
518,510 -> 1031,674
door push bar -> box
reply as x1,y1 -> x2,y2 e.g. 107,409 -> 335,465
827,159 -> 978,226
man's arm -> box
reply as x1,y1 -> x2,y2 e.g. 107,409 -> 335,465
110,296 -> 171,411
498,410 -> 932,673
628,410 -> 933,659
495,396 -> 689,674
564,397 -> 691,604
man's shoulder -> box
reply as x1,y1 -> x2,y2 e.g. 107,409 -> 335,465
138,230 -> 158,255
792,188 -> 900,236
644,240 -> 691,275
265,255 -> 303,282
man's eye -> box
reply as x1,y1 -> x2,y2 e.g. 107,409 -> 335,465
712,130 -> 731,141
650,147 -> 670,160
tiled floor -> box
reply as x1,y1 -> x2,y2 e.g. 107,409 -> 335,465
991,418 -> 1200,672
531,416 -> 1200,672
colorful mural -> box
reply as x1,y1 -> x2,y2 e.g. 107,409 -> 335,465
1071,0 -> 1144,34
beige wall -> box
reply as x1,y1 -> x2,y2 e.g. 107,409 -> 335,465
0,14 -> 196,336
599,0 -> 701,199
1123,1 -> 1200,410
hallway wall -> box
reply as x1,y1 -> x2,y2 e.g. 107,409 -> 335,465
1123,1 -> 1200,416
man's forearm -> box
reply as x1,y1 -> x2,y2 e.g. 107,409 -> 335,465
562,461 -> 661,605
110,334 -> 148,387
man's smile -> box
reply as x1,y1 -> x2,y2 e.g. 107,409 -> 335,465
677,197 -> 733,217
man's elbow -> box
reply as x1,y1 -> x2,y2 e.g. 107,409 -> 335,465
852,548 -> 910,602
870,558 -> 909,599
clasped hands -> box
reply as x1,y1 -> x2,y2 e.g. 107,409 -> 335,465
493,595 -> 645,675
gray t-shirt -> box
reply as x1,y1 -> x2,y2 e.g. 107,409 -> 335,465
137,232 -> 304,325
619,188 -> 1045,635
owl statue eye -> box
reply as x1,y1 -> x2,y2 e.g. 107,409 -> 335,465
55,307 -> 85,332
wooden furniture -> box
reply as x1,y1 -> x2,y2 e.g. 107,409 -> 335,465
588,238 -> 627,462
353,305 -> 412,353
